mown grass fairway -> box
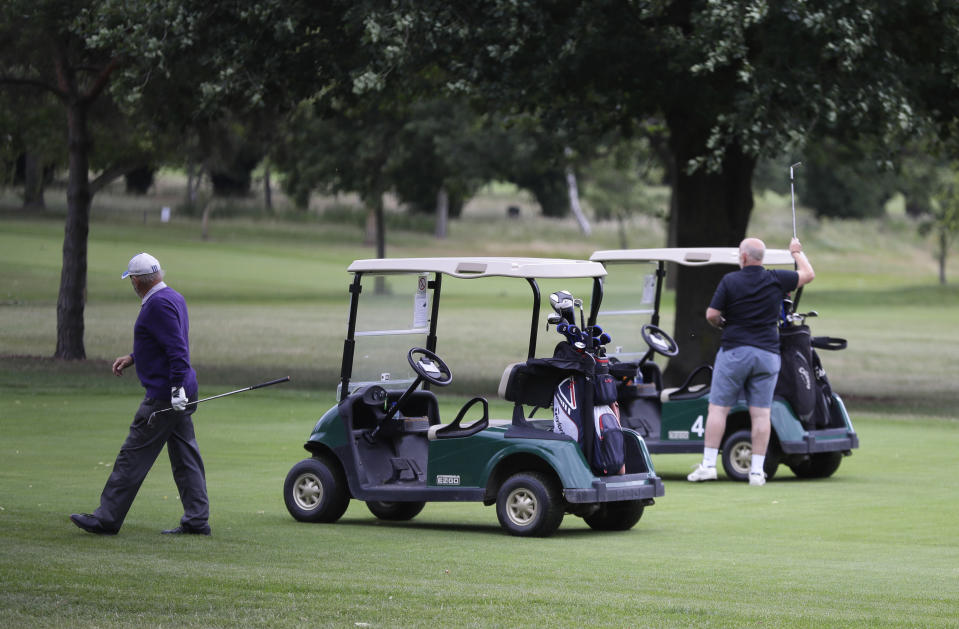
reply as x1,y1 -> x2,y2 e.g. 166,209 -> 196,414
2,379 -> 957,627
2,195 -> 959,627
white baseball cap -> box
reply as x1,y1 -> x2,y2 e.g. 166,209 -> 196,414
121,252 -> 162,279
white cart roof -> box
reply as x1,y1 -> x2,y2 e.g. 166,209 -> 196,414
590,247 -> 794,267
347,257 -> 607,279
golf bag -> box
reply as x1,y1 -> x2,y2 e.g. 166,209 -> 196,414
776,322 -> 847,428
774,324 -> 817,425
809,336 -> 846,428
547,344 -> 625,476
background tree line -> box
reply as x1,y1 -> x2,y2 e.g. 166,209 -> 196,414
3,0 -> 959,379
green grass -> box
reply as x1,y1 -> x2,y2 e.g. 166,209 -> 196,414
2,188 -> 959,627
2,375 -> 957,628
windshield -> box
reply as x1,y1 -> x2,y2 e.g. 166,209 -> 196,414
341,271 -> 602,398
595,262 -> 659,362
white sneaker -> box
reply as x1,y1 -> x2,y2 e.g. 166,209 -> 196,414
748,472 -> 766,486
687,464 -> 718,482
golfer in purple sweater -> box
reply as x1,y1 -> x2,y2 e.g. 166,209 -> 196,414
70,253 -> 210,535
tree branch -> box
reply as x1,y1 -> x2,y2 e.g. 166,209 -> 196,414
80,57 -> 120,106
0,76 -> 64,98
90,162 -> 138,195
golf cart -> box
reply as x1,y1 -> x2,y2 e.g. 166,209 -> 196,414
283,257 -> 664,537
588,247 -> 859,482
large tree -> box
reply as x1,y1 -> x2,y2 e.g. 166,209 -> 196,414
0,0 -> 362,359
353,0 -> 959,378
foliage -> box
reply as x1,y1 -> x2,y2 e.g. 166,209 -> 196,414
349,0 -> 959,378
920,166 -> 959,284
801,136 -> 896,219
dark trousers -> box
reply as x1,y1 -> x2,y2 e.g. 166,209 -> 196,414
93,397 -> 209,532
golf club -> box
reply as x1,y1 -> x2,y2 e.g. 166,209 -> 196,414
790,161 -> 802,239
148,376 -> 291,422
789,161 -> 804,311
549,289 -> 576,324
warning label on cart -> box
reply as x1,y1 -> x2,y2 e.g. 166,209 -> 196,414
413,274 -> 429,328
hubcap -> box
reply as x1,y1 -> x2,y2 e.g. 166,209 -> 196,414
293,472 -> 323,510
505,487 -> 538,527
730,441 -> 752,475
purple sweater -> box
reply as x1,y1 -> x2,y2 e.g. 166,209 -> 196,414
132,286 -> 198,400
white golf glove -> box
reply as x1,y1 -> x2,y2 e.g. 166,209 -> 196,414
171,386 -> 188,412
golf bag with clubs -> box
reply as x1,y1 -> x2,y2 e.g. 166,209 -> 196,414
775,323 -> 817,424
541,292 -> 625,476
774,301 -> 847,429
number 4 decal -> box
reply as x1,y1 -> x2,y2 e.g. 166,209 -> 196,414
691,415 -> 705,437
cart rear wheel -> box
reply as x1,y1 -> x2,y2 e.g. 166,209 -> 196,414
284,457 -> 350,523
496,472 -> 564,537
366,501 -> 426,521
583,500 -> 645,531
790,452 -> 843,478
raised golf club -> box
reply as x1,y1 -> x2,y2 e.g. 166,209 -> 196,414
148,376 -> 291,422
790,161 -> 802,239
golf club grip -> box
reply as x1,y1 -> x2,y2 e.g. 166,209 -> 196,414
250,376 -> 291,390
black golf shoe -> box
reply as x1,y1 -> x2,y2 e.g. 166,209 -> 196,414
70,513 -> 117,535
161,524 -> 211,536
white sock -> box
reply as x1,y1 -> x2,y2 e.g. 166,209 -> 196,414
702,447 -> 718,468
750,454 -> 766,475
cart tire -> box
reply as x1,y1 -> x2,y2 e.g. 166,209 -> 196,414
789,452 -> 843,479
366,501 -> 426,521
721,430 -> 780,482
583,500 -> 645,531
721,430 -> 753,482
284,457 -> 350,523
764,442 -> 781,481
495,472 -> 564,537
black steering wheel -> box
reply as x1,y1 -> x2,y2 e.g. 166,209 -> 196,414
407,347 -> 453,387
641,324 -> 679,358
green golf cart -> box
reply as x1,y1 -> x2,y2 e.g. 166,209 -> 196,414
283,257 -> 664,536
589,247 -> 859,481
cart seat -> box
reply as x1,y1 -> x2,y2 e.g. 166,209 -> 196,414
426,396 -> 490,440
428,419 -> 508,440
660,363 -> 713,402
660,384 -> 709,403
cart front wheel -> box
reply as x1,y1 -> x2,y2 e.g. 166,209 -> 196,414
721,430 -> 780,482
721,430 -> 753,482
284,457 -> 350,523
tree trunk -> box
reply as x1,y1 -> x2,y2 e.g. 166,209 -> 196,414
435,187 -> 449,239
22,151 -> 46,210
263,159 -> 273,213
375,194 -> 386,294
565,162 -> 591,236
663,138 -> 756,385
55,101 -> 92,360
939,229 -> 947,285
201,201 -> 213,241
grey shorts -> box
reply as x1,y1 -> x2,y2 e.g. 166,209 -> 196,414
709,345 -> 782,408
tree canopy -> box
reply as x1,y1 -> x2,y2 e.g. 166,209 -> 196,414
4,1 -> 959,371
350,0 -> 959,377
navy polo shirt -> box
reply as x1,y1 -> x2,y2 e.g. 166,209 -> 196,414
709,265 -> 799,353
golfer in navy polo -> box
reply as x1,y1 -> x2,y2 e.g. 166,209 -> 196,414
70,253 -> 210,535
688,237 -> 815,486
